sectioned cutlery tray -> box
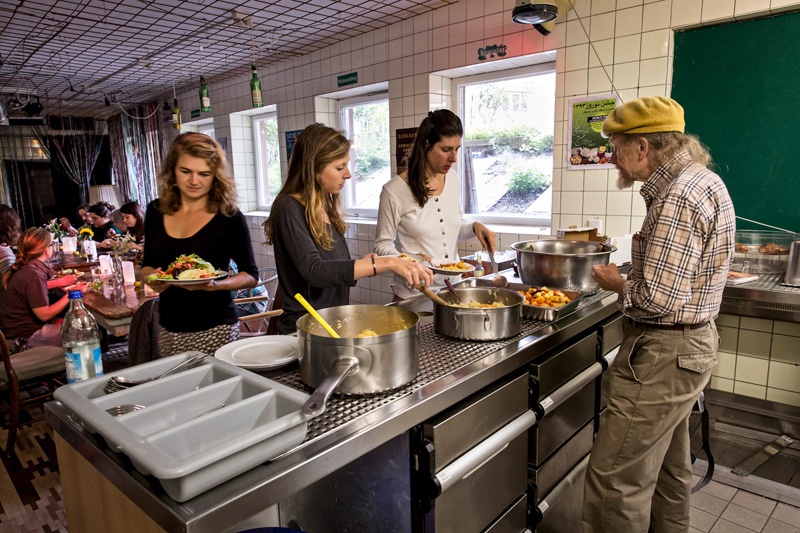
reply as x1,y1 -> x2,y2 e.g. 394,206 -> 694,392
453,278 -> 583,321
53,352 -> 311,502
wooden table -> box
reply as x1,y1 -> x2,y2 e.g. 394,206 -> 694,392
47,250 -> 100,273
83,281 -> 157,337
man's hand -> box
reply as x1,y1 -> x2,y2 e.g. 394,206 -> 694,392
592,263 -> 625,295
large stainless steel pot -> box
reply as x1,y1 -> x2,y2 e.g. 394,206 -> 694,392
296,305 -> 419,416
785,241 -> 800,286
433,287 -> 524,341
511,240 -> 616,293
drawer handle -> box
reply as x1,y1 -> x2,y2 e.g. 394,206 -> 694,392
463,443 -> 508,480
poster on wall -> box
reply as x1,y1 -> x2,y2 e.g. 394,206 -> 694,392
567,94 -> 619,170
285,129 -> 303,161
395,127 -> 417,175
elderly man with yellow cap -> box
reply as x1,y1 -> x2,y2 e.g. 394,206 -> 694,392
581,96 -> 735,533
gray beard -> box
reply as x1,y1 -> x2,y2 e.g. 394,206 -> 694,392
616,172 -> 634,190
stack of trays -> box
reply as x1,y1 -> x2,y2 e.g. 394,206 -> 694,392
54,352 -> 311,502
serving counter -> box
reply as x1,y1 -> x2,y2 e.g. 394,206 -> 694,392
47,284 -> 620,533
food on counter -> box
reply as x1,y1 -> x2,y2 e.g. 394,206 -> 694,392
396,253 -> 418,262
451,301 -> 505,309
735,243 -> 750,253
438,261 -> 470,271
758,242 -> 789,254
354,328 -> 379,338
148,253 -> 224,281
518,287 -> 572,308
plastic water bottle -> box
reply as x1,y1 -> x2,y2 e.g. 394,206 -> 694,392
61,290 -> 103,383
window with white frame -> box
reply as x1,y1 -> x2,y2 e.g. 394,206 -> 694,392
198,122 -> 215,139
456,63 -> 556,225
337,93 -> 390,214
252,111 -> 281,211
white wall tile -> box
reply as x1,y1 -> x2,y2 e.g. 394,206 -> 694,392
590,13 -> 616,42
639,57 -> 669,86
734,381 -> 766,399
615,7 -> 644,37
735,356 -> 769,385
671,0 -> 703,27
642,1 -> 672,31
640,29 -> 670,59
714,351 -> 737,379
768,361 -> 800,393
614,35 -> 642,63
766,388 -> 800,408
702,0 -> 736,22
710,376 -> 734,393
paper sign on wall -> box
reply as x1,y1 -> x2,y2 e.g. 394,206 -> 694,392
395,127 -> 417,175
567,94 -> 619,170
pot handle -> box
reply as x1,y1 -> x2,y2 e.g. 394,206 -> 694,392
302,356 -> 360,417
452,309 -> 492,331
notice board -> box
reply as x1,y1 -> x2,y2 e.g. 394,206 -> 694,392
672,12 -> 800,232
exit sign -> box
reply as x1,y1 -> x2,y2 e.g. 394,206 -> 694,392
337,72 -> 358,87
190,108 -> 201,119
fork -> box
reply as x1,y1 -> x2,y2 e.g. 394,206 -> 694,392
106,404 -> 145,416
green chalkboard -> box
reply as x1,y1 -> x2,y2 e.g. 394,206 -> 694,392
672,13 -> 800,232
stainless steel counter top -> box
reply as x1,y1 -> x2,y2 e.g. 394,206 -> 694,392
721,273 -> 800,322
46,286 -> 619,533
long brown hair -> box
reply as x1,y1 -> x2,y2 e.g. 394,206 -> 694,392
264,124 -> 350,250
407,109 -> 463,207
157,132 -> 238,216
3,227 -> 50,288
0,204 -> 20,246
120,201 -> 145,241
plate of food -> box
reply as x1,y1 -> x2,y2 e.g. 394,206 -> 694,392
148,254 -> 228,285
214,336 -> 299,370
429,260 -> 475,276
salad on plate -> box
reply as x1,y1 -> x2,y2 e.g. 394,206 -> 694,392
148,254 -> 226,283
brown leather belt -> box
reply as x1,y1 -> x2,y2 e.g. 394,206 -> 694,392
634,321 -> 709,331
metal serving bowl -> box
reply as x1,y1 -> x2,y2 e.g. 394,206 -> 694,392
511,240 -> 617,293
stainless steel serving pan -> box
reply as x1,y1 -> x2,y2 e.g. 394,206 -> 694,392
511,240 -> 616,293
453,278 -> 582,322
296,305 -> 420,416
433,287 -> 524,341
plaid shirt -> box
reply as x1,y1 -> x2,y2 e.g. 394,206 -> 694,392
621,150 -> 735,325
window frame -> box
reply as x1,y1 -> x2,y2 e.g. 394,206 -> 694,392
336,92 -> 390,217
454,62 -> 556,227
251,110 -> 280,211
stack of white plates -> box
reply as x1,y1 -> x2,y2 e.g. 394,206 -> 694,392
215,336 -> 299,370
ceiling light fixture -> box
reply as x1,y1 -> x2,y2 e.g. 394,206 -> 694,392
511,0 -> 575,35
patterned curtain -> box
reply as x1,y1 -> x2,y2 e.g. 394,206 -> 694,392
107,102 -> 162,206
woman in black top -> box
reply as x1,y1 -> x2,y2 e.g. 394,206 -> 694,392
264,123 -> 432,334
88,201 -> 122,246
119,200 -> 145,253
141,133 -> 257,357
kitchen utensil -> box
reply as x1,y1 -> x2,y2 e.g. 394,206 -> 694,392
106,404 -> 145,416
433,287 -> 524,341
416,284 -> 450,306
511,240 -> 616,293
294,293 -> 340,338
296,305 -> 420,416
784,241 -> 800,286
105,353 -> 208,393
443,279 -> 463,303
487,250 -> 508,288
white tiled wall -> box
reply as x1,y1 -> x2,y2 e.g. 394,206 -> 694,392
713,314 -> 800,408
160,1 -> 800,337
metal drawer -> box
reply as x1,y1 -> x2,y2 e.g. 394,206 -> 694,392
529,380 -> 596,467
597,313 -> 625,357
484,493 -> 528,533
529,419 -> 594,501
530,332 -> 597,400
422,373 -> 529,469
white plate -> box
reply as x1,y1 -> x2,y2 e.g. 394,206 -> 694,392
157,272 -> 229,285
215,336 -> 299,370
430,263 -> 476,276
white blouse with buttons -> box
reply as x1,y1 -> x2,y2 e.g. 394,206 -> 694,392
375,169 -> 474,298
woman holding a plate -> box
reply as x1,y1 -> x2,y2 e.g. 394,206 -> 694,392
374,110 -> 496,300
140,133 -> 258,357
264,124 -> 433,334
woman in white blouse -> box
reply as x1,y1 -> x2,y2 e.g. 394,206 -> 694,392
375,109 -> 495,300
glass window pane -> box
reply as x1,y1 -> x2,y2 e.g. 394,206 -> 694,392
253,114 -> 280,209
339,99 -> 390,212
460,72 -> 555,222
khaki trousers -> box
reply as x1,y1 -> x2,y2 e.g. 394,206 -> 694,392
582,321 -> 718,533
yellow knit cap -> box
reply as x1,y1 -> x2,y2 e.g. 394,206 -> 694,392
601,96 -> 685,138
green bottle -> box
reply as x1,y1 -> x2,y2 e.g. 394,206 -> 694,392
250,64 -> 262,108
199,75 -> 211,112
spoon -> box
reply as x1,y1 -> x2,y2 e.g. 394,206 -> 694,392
294,293 -> 340,338
487,250 -> 508,288
443,279 -> 463,303
415,284 -> 449,306
107,353 -> 208,390
106,404 -> 145,416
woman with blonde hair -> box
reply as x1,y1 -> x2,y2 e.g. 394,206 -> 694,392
140,132 -> 257,357
265,123 -> 432,334
0,228 -> 85,352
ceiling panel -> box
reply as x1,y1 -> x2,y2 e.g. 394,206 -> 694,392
0,0 -> 457,118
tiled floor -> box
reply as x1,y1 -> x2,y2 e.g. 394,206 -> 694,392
690,477 -> 800,532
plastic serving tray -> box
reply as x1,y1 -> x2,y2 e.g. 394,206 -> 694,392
54,352 -> 311,502
453,278 -> 582,321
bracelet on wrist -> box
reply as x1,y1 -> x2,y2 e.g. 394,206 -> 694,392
371,256 -> 377,277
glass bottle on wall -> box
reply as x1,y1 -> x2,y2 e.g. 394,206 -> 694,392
199,75 -> 211,112
172,98 -> 181,130
250,63 -> 262,108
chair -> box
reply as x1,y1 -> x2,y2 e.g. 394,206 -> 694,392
234,268 -> 283,336
0,331 -> 65,456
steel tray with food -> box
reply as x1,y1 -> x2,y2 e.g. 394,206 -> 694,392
54,352 -> 311,502
452,278 -> 582,321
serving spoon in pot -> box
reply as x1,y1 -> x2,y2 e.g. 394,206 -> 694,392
443,279 -> 464,303
415,284 -> 449,306
487,250 -> 508,288
294,293 -> 341,338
